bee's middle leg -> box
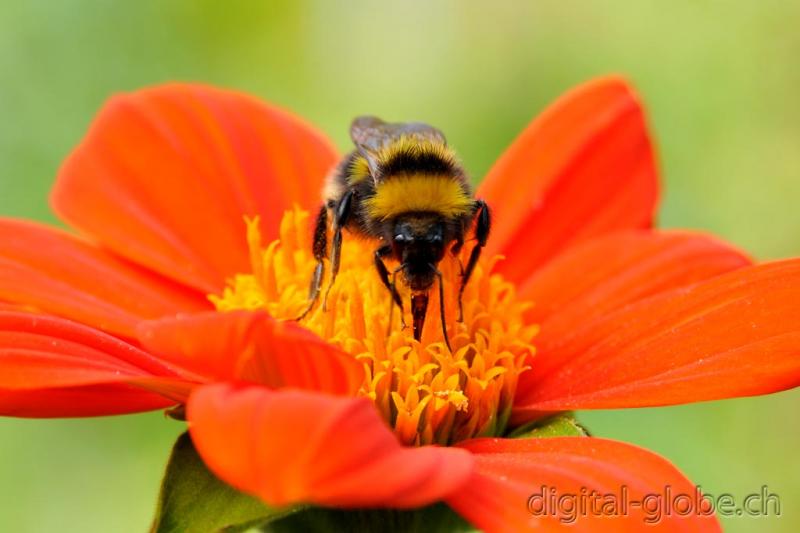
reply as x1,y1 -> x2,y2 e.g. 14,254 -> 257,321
295,204 -> 328,320
322,190 -> 354,311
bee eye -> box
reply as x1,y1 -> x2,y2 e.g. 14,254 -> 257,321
394,234 -> 411,243
430,234 -> 443,244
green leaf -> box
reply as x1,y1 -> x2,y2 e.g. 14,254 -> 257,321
506,412 -> 590,439
260,504 -> 475,533
150,433 -> 476,533
150,432 -> 299,533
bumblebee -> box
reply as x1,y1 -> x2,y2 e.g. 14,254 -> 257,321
298,116 -> 491,351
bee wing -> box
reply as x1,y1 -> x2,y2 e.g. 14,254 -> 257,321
350,116 -> 447,181
349,116 -> 388,152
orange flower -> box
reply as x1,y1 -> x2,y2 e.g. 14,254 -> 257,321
1,78 -> 798,531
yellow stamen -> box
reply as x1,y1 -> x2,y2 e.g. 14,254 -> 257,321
210,208 -> 536,446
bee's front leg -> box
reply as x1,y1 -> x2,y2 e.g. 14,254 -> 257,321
451,236 -> 465,319
432,266 -> 453,353
374,244 -> 407,332
458,199 -> 491,321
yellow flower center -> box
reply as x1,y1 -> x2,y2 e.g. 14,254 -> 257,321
210,208 -> 536,446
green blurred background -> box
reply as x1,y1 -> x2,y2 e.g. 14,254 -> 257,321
1,0 -> 798,531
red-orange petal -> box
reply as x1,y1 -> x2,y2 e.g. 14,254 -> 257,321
0,311 -> 194,416
52,83 -> 338,293
447,437 -> 720,533
477,76 -> 659,285
188,384 -> 473,508
138,310 -> 363,395
0,218 -> 209,338
514,259 -> 800,418
0,385 -> 176,418
518,230 -> 751,349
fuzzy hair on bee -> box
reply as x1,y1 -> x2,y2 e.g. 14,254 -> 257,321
297,116 -> 491,352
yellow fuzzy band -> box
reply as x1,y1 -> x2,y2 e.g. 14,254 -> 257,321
377,136 -> 457,167
364,175 -> 473,220
347,155 -> 371,184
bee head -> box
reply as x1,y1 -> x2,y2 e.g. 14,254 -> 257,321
391,215 -> 446,291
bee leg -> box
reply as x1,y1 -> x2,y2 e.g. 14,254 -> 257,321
433,267 -> 453,353
450,237 -> 465,320
322,190 -> 354,311
456,257 -> 465,321
458,199 -> 491,322
390,267 -> 408,330
295,204 -> 328,320
374,245 -> 406,333
451,236 -> 464,256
